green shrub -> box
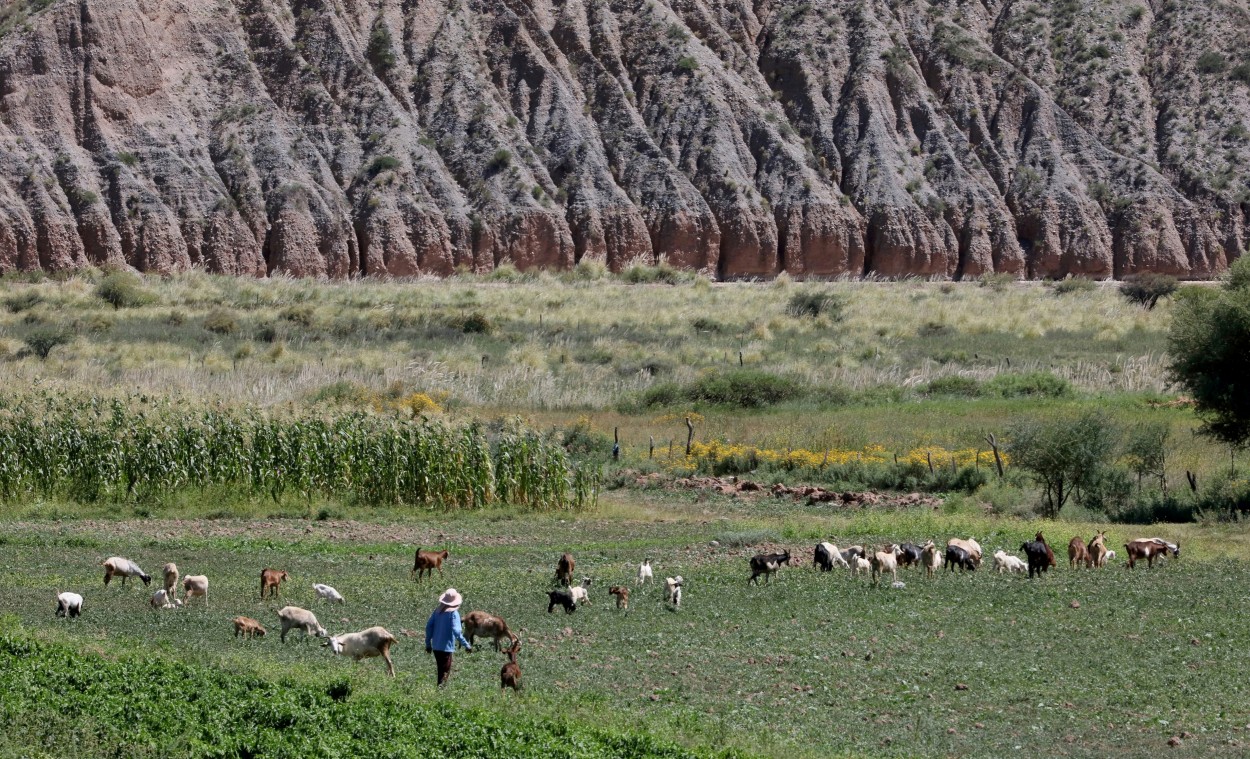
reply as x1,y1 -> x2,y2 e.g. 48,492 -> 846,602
1120,273 -> 1178,309
978,272 -> 1015,290
3,291 -> 43,313
686,369 -> 803,408
691,316 -> 727,333
1006,410 -> 1119,517
23,326 -> 71,360
203,308 -> 239,336
487,149 -> 512,172
280,304 -> 316,327
785,290 -> 846,320
459,312 -> 494,334
1052,276 -> 1097,295
632,381 -> 682,410
367,155 -> 401,176
95,272 -> 155,309
983,371 -> 1072,398
676,56 -> 699,72
1231,62 -> 1250,85
620,261 -> 692,285
310,380 -> 372,406
1197,51 -> 1227,74
925,375 -> 982,397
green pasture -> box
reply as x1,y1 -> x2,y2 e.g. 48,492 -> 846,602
2,508 -> 1247,758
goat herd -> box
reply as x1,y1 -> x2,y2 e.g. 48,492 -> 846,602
47,535 -> 1180,690
794,532 -> 1181,585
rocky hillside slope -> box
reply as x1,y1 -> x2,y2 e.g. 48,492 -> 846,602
0,0 -> 1248,279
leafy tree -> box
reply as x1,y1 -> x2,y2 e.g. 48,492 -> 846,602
1123,421 -> 1169,491
1168,257 -> 1250,445
1006,410 -> 1119,518
1120,273 -> 1178,309
24,327 -> 71,360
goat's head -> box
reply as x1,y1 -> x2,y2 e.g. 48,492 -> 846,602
780,550 -> 791,564
581,577 -> 592,587
324,636 -> 343,653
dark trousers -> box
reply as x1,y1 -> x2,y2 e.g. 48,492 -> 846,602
434,651 -> 454,686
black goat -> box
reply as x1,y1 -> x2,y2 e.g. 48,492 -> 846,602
1020,540 -> 1052,579
945,544 -> 976,572
897,543 -> 924,568
546,589 -> 577,614
749,550 -> 791,585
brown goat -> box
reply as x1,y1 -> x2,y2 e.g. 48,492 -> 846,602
410,548 -> 449,582
1068,536 -> 1091,569
461,610 -> 518,651
260,568 -> 289,600
233,616 -> 267,639
500,638 -> 522,692
162,563 -> 179,597
1125,539 -> 1173,569
1087,531 -> 1109,568
608,585 -> 630,610
556,553 -> 575,586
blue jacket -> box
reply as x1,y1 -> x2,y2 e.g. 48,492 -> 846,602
425,609 -> 472,653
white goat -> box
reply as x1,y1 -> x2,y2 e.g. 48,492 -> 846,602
278,606 -> 327,642
992,550 -> 1027,574
182,575 -> 209,607
326,626 -> 398,677
569,577 -> 592,605
1106,549 -> 1117,562
313,583 -> 345,604
55,592 -> 83,618
150,589 -> 182,609
920,540 -> 944,578
851,556 -> 871,577
869,545 -> 901,585
102,557 -> 151,587
638,560 -> 653,585
665,576 -> 684,607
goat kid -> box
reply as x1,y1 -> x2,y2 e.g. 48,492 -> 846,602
869,545 -> 902,585
500,638 -> 522,692
992,550 -> 1027,574
182,575 -> 208,607
546,589 -> 577,614
638,560 -> 653,585
569,577 -> 593,605
556,553 -> 575,586
665,576 -> 684,607
609,585 -> 630,610
314,583 -> 346,604
260,568 -> 289,600
233,616 -> 267,639
277,606 -> 327,642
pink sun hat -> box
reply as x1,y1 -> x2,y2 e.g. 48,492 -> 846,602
438,588 -> 462,610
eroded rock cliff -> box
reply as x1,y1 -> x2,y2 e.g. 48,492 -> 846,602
0,0 -> 1246,278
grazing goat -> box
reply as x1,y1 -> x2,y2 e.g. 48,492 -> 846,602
1087,531 -> 1109,568
461,611 -> 518,651
993,550 -> 1027,574
665,576 -> 684,607
150,589 -> 182,609
556,553 -> 575,586
609,585 -> 630,610
814,542 -> 849,572
410,548 -> 448,582
314,583 -> 345,604
748,550 -> 790,585
569,577 -> 592,605
1124,539 -> 1178,569
1139,537 -> 1181,559
1021,533 -> 1054,578
1068,536 -> 1091,569
500,638 -> 522,692
897,543 -> 924,568
102,557 -> 151,587
851,555 -> 871,576
920,540 -> 944,578
841,545 -> 866,563
870,545 -> 902,585
946,538 -> 983,568
233,616 -> 266,639
638,560 -> 653,585
162,563 -> 179,597
945,544 -> 977,572
547,589 -> 577,614
55,592 -> 83,618
260,568 -> 289,600
277,606 -> 327,642
326,626 -> 398,677
182,575 -> 209,607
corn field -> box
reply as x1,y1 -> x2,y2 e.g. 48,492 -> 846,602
0,395 -> 598,511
